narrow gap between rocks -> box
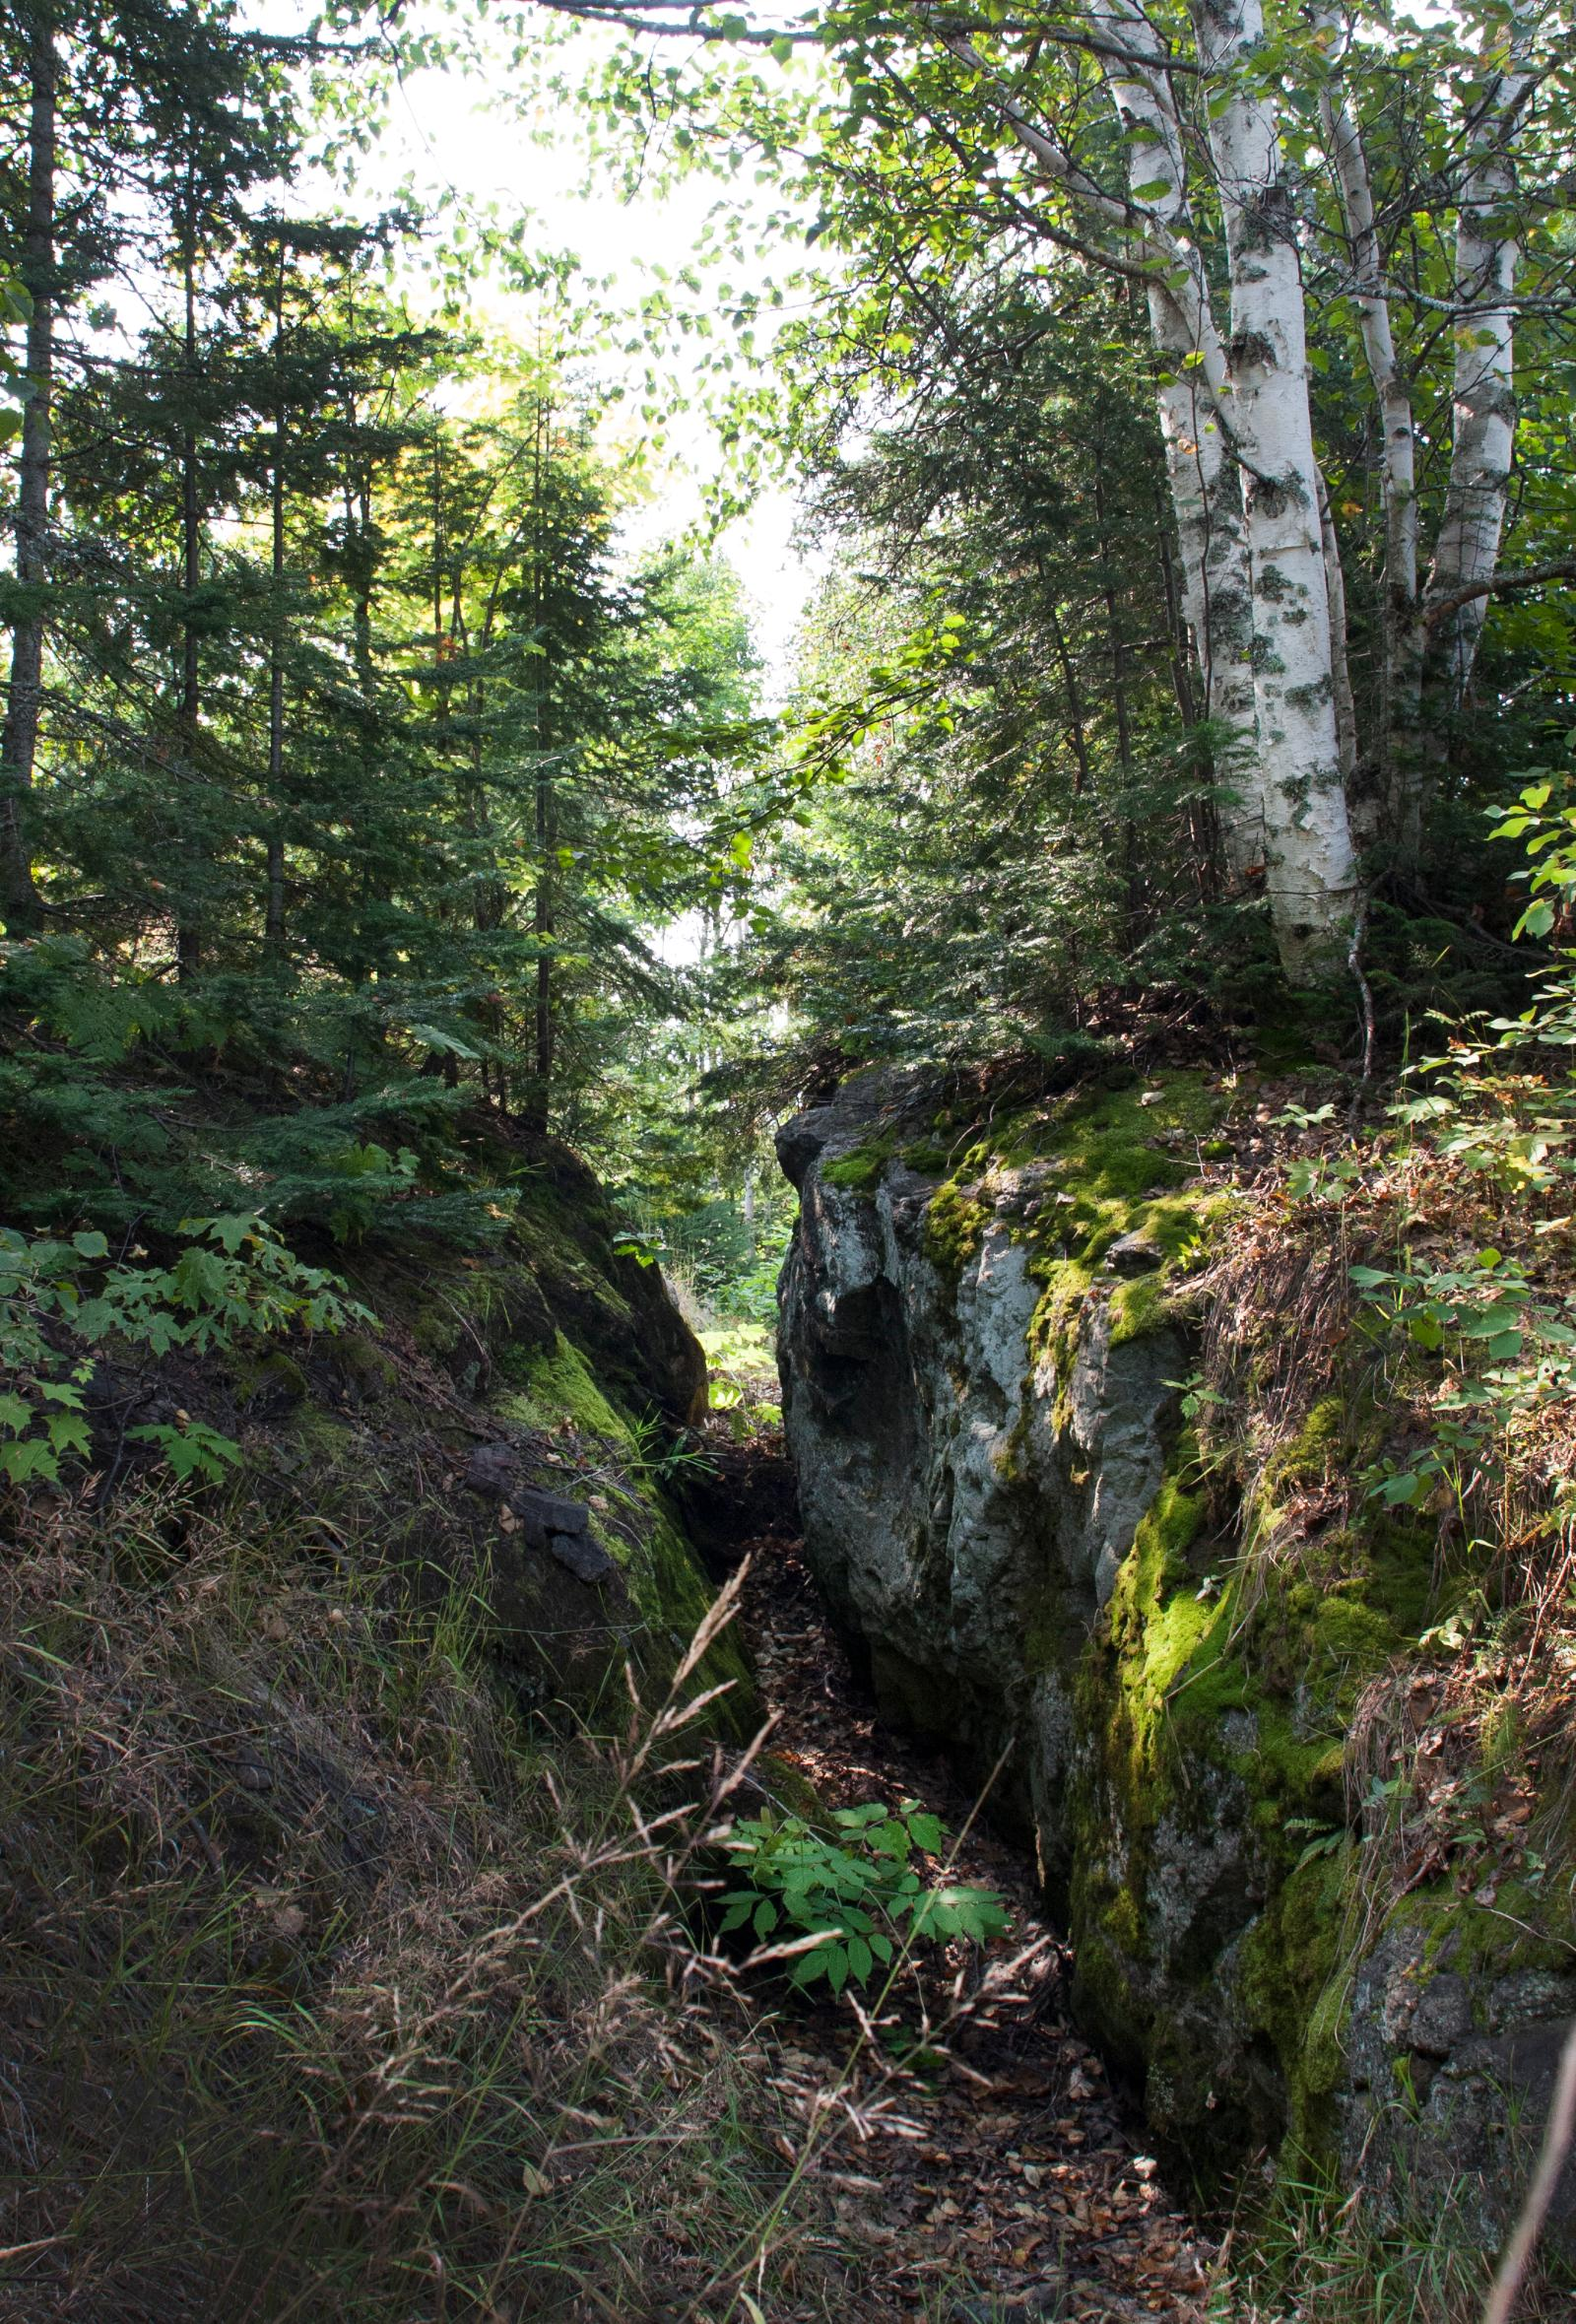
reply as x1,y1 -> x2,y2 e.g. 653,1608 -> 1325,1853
699,1415 -> 1215,2321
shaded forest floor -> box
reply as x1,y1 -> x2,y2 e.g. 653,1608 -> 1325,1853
715,1416 -> 1216,2319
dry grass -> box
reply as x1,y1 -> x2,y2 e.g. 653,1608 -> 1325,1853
0,1483 -> 864,2323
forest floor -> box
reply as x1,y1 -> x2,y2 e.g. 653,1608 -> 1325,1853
712,1416 -> 1218,2320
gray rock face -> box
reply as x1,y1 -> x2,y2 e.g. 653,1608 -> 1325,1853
775,1073 -> 1183,1838
1339,1927 -> 1576,2241
774,1074 -> 1576,2247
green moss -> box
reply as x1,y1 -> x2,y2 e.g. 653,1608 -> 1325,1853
1262,1394 -> 1346,1497
492,1333 -> 752,1724
900,1138 -> 951,1175
283,1407 -> 358,1463
501,1331 -> 635,1446
320,1329 -> 399,1396
1311,1592 -> 1393,1669
1240,1846 -> 1355,2156
924,1177 -> 993,1278
1109,1271 -> 1170,1346
1398,1882 -> 1572,1980
232,1348 -> 307,1406
821,1130 -> 897,1194
1030,1064 -> 1567,2190
755,1753 -> 832,1829
1107,1464 -> 1212,1708
914,1070 -> 1232,1331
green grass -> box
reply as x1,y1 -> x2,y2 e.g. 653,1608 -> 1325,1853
1208,2161 -> 1568,2323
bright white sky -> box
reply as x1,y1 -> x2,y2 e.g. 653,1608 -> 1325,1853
285,4 -> 822,701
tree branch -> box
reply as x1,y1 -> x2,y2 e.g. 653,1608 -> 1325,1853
1423,559 -> 1576,627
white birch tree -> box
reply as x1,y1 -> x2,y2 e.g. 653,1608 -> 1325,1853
524,0 -> 1573,980
897,0 -> 1559,975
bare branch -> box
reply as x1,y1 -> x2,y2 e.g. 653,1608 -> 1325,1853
1423,558 -> 1576,627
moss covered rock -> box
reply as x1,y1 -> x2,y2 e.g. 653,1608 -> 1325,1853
774,1067 -> 1576,2247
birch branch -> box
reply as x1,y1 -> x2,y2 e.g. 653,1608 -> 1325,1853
1423,558 -> 1576,626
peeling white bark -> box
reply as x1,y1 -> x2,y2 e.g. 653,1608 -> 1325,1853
1425,6 -> 1534,702
927,0 -> 1541,961
1313,4 -> 1421,818
1190,0 -> 1357,973
1087,1 -> 1260,879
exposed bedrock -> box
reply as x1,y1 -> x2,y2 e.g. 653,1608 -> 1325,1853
776,1068 -> 1576,2241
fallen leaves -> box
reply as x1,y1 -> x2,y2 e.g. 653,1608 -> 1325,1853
738,1527 -> 1215,2320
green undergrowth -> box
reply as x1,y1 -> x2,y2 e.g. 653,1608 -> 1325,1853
0,1096 -> 824,2314
700,1319 -> 781,1433
1208,2158 -> 1524,2324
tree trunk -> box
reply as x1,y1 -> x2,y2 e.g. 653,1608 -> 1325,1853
1087,1 -> 1260,883
530,760 -> 555,1135
176,209 -> 202,983
0,4 -> 56,933
1415,4 -> 1534,862
963,1 -> 1355,971
265,264 -> 287,960
1190,0 -> 1357,977
1045,597 -> 1089,799
1313,2 -> 1420,847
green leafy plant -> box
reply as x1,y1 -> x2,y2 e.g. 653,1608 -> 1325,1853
126,1418 -> 247,1484
1167,1368 -> 1229,1425
1283,1815 -> 1346,1871
612,1228 -> 665,1269
625,1409 -> 719,1486
1348,1249 -> 1576,1507
1284,1151 -> 1364,1203
0,1216 -> 370,1487
719,1799 -> 1011,1995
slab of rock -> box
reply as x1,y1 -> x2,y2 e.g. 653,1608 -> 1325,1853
547,1530 -> 617,1584
464,1442 -> 525,1499
464,1447 -> 610,1576
1103,1231 -> 1165,1277
512,1487 -> 591,1545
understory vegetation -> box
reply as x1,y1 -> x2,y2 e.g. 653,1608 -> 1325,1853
4,0 -> 1576,2316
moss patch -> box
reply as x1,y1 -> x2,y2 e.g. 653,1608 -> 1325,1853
502,1331 -> 634,1444
821,1129 -> 898,1194
924,1177 -> 994,1278
496,1330 -> 751,1722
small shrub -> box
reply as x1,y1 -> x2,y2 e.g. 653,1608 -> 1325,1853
720,1800 -> 1011,1994
0,1214 -> 369,1486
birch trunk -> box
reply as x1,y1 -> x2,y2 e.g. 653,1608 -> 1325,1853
1417,4 -> 1534,860
1312,6 -> 1421,845
1190,0 -> 1357,976
1088,1 -> 1261,882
